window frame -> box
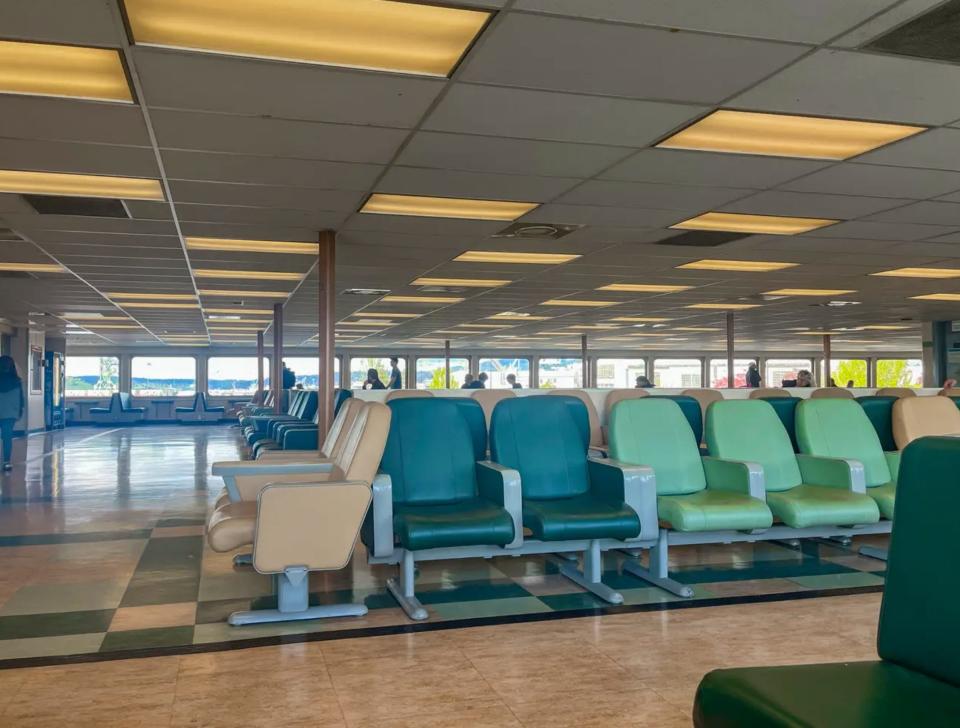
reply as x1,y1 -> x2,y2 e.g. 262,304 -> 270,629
64,355 -> 120,398
130,355 -> 198,397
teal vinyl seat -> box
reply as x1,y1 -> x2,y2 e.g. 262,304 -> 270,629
244,391 -> 317,445
856,396 -> 898,451
333,388 -> 351,415
759,396 -> 799,452
694,437 -> 960,727
89,392 -> 145,424
707,400 -> 880,529
797,399 -> 899,521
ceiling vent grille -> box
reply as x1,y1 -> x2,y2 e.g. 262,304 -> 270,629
656,231 -> 748,247
864,1 -> 960,62
23,195 -> 130,218
493,222 -> 582,239
342,288 -> 390,296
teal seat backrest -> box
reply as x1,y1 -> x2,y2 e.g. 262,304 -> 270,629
856,396 -> 898,451
706,400 -> 802,492
109,392 -> 122,412
299,391 -> 318,420
440,398 -> 487,460
380,398 -> 479,506
490,396 -> 590,500
333,388 -> 351,415
118,392 -> 131,411
533,395 -> 590,452
879,437 -> 960,687
608,398 -> 705,495
760,396 -> 800,452
797,399 -> 890,486
650,395 -> 703,444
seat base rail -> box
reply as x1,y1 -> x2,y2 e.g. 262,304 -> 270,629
233,553 -> 253,567
387,550 -> 428,621
555,539 -> 624,604
621,529 -> 695,598
228,566 -> 367,626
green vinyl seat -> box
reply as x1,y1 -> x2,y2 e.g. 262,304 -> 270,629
797,399 -> 899,519
650,394 -> 703,446
706,400 -> 879,529
694,436 -> 960,727
856,396 -> 898,452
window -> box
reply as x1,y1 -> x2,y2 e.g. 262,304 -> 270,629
765,358 -> 812,387
538,358 -> 582,388
284,357 -> 319,389
479,357 -> 530,389
653,358 -> 701,388
350,356 -> 406,389
131,357 -> 196,396
65,356 -> 119,397
876,359 -> 922,388
709,358 -> 755,388
416,357 -> 469,389
596,358 -> 646,388
207,357 -> 270,396
829,359 -> 867,388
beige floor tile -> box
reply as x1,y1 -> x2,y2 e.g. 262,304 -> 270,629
110,602 -> 198,632
507,687 -> 690,728
153,525 -> 206,538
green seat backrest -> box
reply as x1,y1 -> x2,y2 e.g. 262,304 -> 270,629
650,395 -> 703,444
380,398 -> 479,506
440,397 -> 488,461
879,436 -> 960,686
760,396 -> 800,452
797,399 -> 890,486
856,396 -> 898,451
490,396 -> 589,500
706,400 -> 802,492
608,398 -> 705,495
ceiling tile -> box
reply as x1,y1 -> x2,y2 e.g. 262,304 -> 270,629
780,163 -> 960,199
554,180 -> 754,211
855,128 -> 960,170
376,167 -> 579,202
805,220 -> 958,240
0,96 -> 150,146
863,200 -> 960,225
522,204 -> 687,228
168,180 -> 362,212
830,0 -> 946,48
0,0 -> 123,46
720,190 -> 911,219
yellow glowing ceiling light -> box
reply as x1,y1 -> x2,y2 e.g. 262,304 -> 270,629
627,332 -> 673,337
0,262 -> 64,273
205,307 -> 273,315
686,303 -> 760,310
541,299 -> 617,307
124,0 -> 490,77
610,317 -> 672,323
108,292 -> 196,301
657,109 -> 924,160
453,251 -> 581,264
0,39 -> 133,103
872,267 -> 960,279
677,259 -> 799,272
199,289 -> 290,297
562,324 -> 620,330
350,312 -> 419,318
412,277 -> 511,288
207,326 -> 263,331
204,318 -> 270,324
361,193 -> 537,221
193,269 -> 304,281
675,326 -> 720,332
380,295 -> 463,303
184,237 -> 319,254
597,283 -> 693,293
338,320 -> 394,326
858,325 -> 911,331
911,293 -> 960,302
115,302 -> 200,309
671,212 -> 836,235
0,170 -> 163,200
432,330 -> 475,335
765,288 -> 857,296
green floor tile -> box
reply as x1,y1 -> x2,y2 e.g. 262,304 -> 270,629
787,571 -> 885,589
100,625 -> 194,652
0,632 -> 105,661
0,580 -> 128,616
672,559 -> 858,585
418,579 -> 532,605
429,596 -> 553,621
0,529 -> 152,548
198,572 -> 273,601
156,518 -> 205,527
0,610 -> 114,640
537,592 -> 607,611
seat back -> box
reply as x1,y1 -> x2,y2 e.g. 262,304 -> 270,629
602,388 -> 649,427
321,398 -> 365,459
441,397 -> 488,460
335,402 -> 392,485
681,388 -> 724,426
797,399 -> 890,486
546,389 -> 604,448
938,387 -> 960,399
706,400 -> 802,492
748,387 -> 792,399
878,436 -> 960,687
299,391 -> 319,420
470,389 -> 516,429
379,398 -> 479,505
333,388 -> 352,415
118,392 -> 132,411
608,398 -> 705,495
810,387 -> 855,400
892,395 -> 960,450
650,395 -> 703,446
760,396 -> 800,452
876,387 -> 917,399
490,396 -> 590,500
384,389 -> 433,402
856,396 -> 898,451
185,393 -> 200,411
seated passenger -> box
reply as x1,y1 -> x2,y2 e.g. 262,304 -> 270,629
461,373 -> 475,389
506,373 -> 522,389
635,375 -> 654,389
362,368 -> 385,390
796,370 -> 814,387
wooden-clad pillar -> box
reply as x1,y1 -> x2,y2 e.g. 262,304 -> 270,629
581,334 -> 589,387
444,339 -> 451,389
726,311 -> 735,390
317,230 -> 336,444
256,330 -> 264,404
272,303 -> 283,414
823,334 -> 832,386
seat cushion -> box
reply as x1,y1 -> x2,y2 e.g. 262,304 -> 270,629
206,501 -> 257,552
869,482 -> 896,520
658,490 -> 772,532
523,493 -> 640,541
694,660 -> 960,728
766,484 -> 879,528
393,498 -> 515,551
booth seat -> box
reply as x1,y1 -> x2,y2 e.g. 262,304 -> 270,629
384,389 -> 433,402
681,388 -> 724,430
892,395 -> 960,449
175,393 -> 225,423
89,392 -> 145,424
694,436 -> 960,727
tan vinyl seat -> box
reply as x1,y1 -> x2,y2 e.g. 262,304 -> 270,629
810,387 -> 855,399
255,397 -> 364,462
384,389 -> 433,402
939,388 -> 960,398
471,389 -> 516,427
876,387 -> 918,399
681,388 -> 724,422
547,389 -> 605,449
892,396 -> 960,450
748,387 -> 792,399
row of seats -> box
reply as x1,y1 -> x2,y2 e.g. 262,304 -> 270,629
175,392 -> 225,422
89,392 -> 146,424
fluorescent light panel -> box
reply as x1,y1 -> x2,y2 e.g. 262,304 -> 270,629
205,307 -> 273,315
351,312 -> 419,318
381,295 -> 463,303
412,277 -> 510,287
0,39 -> 132,103
686,303 -> 760,310
361,194 -> 537,221
912,293 -> 960,301
115,302 -> 200,309
185,237 -> 319,255
872,267 -> 960,279
0,170 -> 163,200
199,289 -> 290,298
766,288 -> 856,296
597,283 -> 692,293
0,262 -> 64,273
541,299 -> 617,307
677,259 -> 798,273
193,269 -> 303,281
109,293 -> 196,301
610,317 -> 672,323
672,212 -> 836,235
454,251 -> 581,264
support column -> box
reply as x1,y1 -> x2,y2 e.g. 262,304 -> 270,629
256,331 -> 264,403
823,334 -> 832,387
317,230 -> 336,443
725,311 -> 735,390
581,334 -> 589,388
444,339 -> 451,389
272,303 -> 283,414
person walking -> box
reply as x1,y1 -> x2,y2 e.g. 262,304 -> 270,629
746,362 -> 761,388
0,356 -> 24,472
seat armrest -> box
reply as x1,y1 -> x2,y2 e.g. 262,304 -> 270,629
588,457 -> 657,541
476,461 -> 523,548
212,460 -> 335,502
282,428 -> 320,450
702,457 -> 766,500
370,473 -> 395,558
796,454 -> 866,493
884,451 -> 900,485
